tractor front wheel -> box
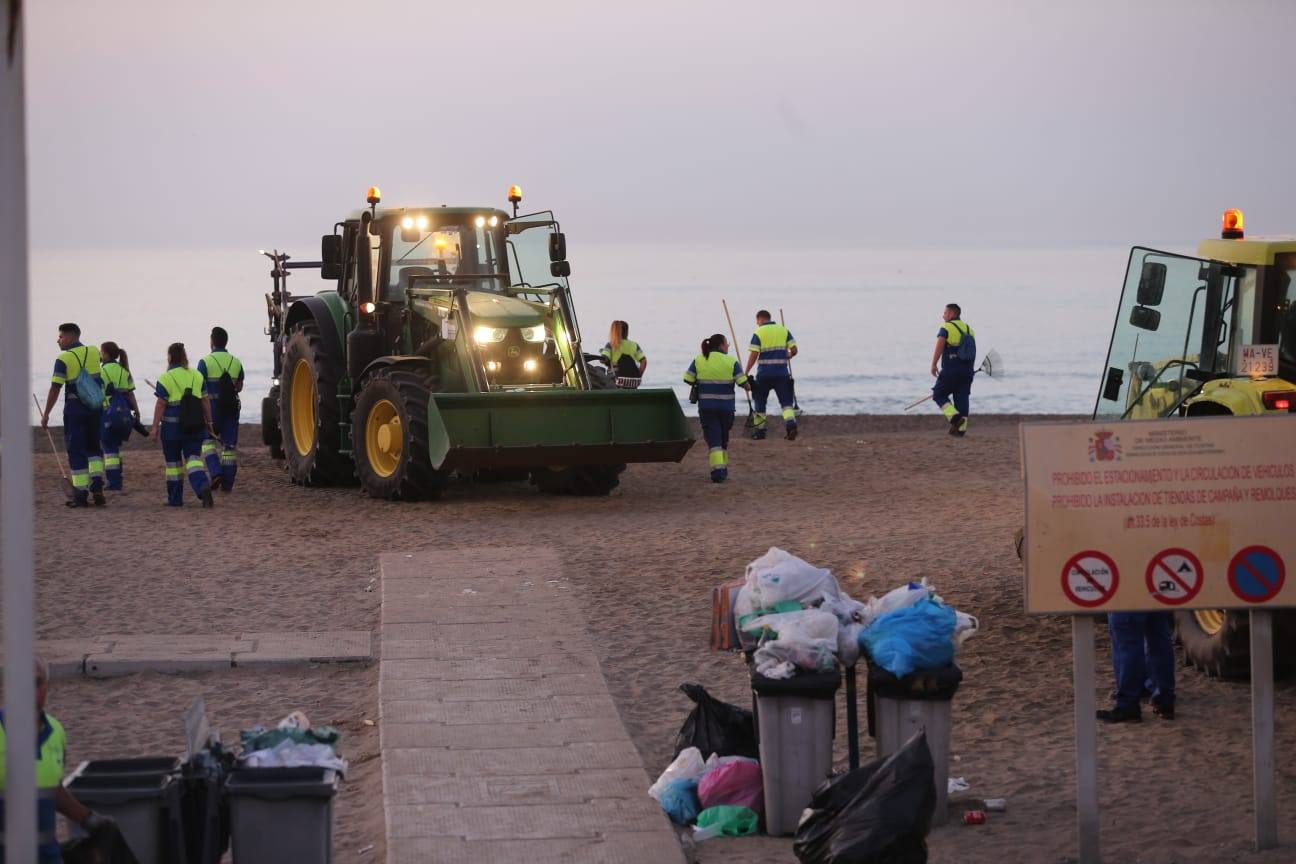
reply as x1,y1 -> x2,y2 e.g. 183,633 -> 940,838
262,384 -> 285,460
353,369 -> 446,500
1175,609 -> 1251,679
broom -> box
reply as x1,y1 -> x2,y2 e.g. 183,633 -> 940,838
33,394 -> 78,500
902,348 -> 1004,411
721,298 -> 757,428
780,307 -> 802,417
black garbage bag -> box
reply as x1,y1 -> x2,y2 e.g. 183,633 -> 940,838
793,729 -> 936,864
61,821 -> 140,864
672,682 -> 759,759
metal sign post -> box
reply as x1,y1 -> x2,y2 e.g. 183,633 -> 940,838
2,2 -> 38,860
1023,416 -> 1295,861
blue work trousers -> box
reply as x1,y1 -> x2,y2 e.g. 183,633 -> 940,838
1108,612 -> 1176,710
699,408 -> 734,478
162,435 -> 210,506
752,376 -> 796,429
100,420 -> 131,491
64,408 -> 105,501
203,409 -> 240,491
932,366 -> 974,417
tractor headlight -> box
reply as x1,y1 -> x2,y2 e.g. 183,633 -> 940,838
473,326 -> 507,344
485,360 -> 501,372
520,324 -> 546,343
523,359 -> 538,373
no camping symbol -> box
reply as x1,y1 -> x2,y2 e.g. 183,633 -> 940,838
1145,548 -> 1203,606
1061,551 -> 1119,608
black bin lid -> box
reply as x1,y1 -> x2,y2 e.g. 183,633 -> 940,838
66,772 -> 173,803
750,666 -> 842,699
226,766 -> 339,800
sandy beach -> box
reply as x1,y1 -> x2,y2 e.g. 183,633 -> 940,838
29,414 -> 1296,863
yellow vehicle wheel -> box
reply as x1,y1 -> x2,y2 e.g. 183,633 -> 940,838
279,319 -> 353,486
1193,609 -> 1225,637
352,366 -> 446,500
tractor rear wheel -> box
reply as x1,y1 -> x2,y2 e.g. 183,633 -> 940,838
280,320 -> 353,485
262,384 -> 285,460
530,465 -> 624,496
1175,609 -> 1251,678
353,368 -> 447,500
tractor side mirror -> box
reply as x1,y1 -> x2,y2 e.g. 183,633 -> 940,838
1130,305 -> 1161,332
549,232 -> 566,263
550,261 -> 572,278
321,235 -> 342,280
1137,261 -> 1166,306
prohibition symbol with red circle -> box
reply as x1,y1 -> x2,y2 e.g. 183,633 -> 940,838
1061,550 -> 1119,608
1144,548 -> 1204,606
1227,545 -> 1286,603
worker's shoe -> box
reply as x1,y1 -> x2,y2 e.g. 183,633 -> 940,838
1151,701 -> 1175,721
200,487 -> 215,509
785,425 -> 798,441
92,490 -> 107,507
750,429 -> 767,440
954,419 -> 968,438
66,497 -> 90,509
710,469 -> 727,483
948,413 -> 965,435
210,475 -> 223,492
1096,704 -> 1142,724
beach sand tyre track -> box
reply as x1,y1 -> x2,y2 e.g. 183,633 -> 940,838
530,465 -> 624,496
353,368 -> 447,501
262,384 -> 285,460
280,320 -> 354,486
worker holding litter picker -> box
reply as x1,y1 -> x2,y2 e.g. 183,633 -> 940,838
743,310 -> 798,441
930,302 -> 976,437
39,323 -> 107,507
683,334 -> 750,483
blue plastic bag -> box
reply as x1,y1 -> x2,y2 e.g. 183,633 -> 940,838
859,596 -> 956,678
659,777 -> 701,825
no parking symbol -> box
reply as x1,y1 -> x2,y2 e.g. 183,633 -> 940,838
1145,548 -> 1204,606
1228,546 -> 1286,603
1061,551 -> 1119,608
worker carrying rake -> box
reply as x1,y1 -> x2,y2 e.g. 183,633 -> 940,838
930,302 -> 976,437
743,310 -> 798,441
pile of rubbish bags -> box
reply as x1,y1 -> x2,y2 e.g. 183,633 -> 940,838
238,710 -> 348,775
651,684 -> 764,839
736,547 -> 978,679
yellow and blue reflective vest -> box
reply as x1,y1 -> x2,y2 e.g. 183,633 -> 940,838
155,365 -> 206,440
51,344 -> 102,414
100,361 -> 135,404
599,340 -> 645,377
939,319 -> 975,367
197,351 -> 245,397
0,711 -> 69,862
748,323 -> 795,378
683,350 -> 748,410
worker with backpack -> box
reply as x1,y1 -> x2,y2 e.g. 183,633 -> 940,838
39,322 -> 107,507
929,303 -> 976,437
99,341 -> 143,492
150,342 -> 216,507
197,326 -> 245,492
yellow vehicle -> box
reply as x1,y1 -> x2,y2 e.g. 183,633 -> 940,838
1094,209 -> 1296,676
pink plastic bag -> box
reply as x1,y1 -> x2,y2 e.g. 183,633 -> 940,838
697,759 -> 764,819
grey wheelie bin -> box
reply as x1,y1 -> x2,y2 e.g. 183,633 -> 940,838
867,662 -> 962,825
226,766 -> 339,863
750,666 -> 841,835
64,767 -> 182,864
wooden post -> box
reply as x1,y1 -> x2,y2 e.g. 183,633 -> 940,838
1072,615 -> 1100,864
1250,609 -> 1276,850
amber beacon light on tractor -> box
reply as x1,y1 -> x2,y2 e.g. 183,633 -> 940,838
1093,208 -> 1296,677
258,185 -> 693,500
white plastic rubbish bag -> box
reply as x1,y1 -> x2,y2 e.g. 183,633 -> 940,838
744,547 -> 840,610
753,609 -> 839,674
650,746 -> 708,802
954,611 -> 980,647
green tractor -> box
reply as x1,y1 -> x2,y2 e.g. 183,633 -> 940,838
1094,208 -> 1296,676
260,185 -> 693,499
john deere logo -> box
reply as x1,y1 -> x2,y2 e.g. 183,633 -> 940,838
507,346 -> 520,358
1088,430 -> 1122,462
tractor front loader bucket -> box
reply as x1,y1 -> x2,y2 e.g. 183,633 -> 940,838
424,388 -> 694,471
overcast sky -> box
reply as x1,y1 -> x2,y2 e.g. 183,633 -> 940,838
23,0 -> 1296,252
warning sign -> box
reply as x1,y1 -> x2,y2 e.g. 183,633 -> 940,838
1228,546 -> 1286,603
1022,415 -> 1296,614
1145,548 -> 1203,606
1061,552 -> 1119,608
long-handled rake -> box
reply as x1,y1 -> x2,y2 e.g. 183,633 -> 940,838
902,348 -> 1004,411
780,307 -> 802,417
721,298 -> 758,428
32,393 -> 78,500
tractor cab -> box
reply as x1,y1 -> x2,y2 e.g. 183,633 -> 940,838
1095,210 -> 1296,421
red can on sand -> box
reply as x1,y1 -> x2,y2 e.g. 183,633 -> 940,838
963,810 -> 987,825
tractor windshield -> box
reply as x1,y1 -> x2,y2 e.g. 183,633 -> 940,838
505,212 -> 568,292
386,214 -> 506,300
1095,247 -> 1246,420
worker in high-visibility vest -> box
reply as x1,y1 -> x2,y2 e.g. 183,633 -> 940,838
197,326 -> 245,492
743,310 -> 798,440
930,302 -> 975,437
39,323 -> 107,507
99,341 -> 141,492
683,333 -> 750,482
0,656 -> 113,863
150,342 -> 217,508
599,320 -> 648,380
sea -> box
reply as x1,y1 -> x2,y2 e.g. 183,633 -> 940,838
27,246 -> 1133,423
